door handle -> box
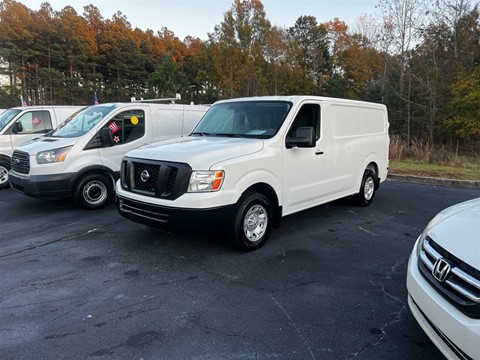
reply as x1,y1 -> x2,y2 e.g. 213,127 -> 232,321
315,151 -> 324,155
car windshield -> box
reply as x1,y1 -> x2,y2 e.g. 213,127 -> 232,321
50,105 -> 117,138
0,109 -> 22,132
192,101 -> 292,139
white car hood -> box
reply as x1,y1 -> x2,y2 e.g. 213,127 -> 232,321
16,136 -> 78,155
427,197 -> 480,269
127,136 -> 264,169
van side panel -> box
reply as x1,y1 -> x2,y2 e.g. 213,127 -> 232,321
358,107 -> 387,135
358,106 -> 390,183
326,103 -> 364,195
325,102 -> 389,197
152,108 -> 184,141
51,107 -> 85,127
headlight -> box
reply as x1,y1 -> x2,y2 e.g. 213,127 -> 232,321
188,170 -> 224,192
36,146 -> 72,164
415,227 -> 428,257
415,213 -> 440,257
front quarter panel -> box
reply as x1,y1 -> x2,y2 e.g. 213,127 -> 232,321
214,146 -> 283,206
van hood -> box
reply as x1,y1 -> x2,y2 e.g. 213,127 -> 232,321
427,197 -> 480,269
127,136 -> 264,169
16,136 -> 78,155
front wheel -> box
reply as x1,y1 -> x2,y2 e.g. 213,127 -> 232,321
354,170 -> 376,206
74,173 -> 113,209
0,160 -> 11,190
231,192 -> 272,251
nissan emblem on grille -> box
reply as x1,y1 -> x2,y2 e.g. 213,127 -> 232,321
432,258 -> 451,282
140,169 -> 150,182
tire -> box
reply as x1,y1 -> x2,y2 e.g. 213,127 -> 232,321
231,192 -> 272,251
354,170 -> 376,206
74,173 -> 113,209
0,160 -> 10,190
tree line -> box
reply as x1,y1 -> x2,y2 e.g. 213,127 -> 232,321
1,0 -> 479,155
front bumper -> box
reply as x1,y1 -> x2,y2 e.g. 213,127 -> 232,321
9,170 -> 75,198
406,245 -> 480,360
116,194 -> 235,233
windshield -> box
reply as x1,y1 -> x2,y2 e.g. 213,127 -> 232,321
0,109 -> 22,132
192,101 -> 292,139
50,105 -> 117,138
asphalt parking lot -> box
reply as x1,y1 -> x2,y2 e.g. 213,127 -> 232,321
1,180 -> 479,360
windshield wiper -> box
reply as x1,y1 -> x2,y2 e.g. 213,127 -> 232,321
215,133 -> 245,138
191,132 -> 211,136
192,132 -> 246,138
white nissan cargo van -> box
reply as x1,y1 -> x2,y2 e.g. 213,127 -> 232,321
0,106 -> 84,189
116,96 -> 390,251
9,102 -> 209,209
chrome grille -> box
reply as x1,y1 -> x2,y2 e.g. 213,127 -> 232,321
419,236 -> 480,317
11,150 -> 30,174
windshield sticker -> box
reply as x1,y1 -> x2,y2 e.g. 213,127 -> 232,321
247,130 -> 266,135
131,116 -> 139,125
108,121 -> 120,134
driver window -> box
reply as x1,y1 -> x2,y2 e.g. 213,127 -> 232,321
103,110 -> 145,145
287,104 -> 321,140
14,111 -> 53,134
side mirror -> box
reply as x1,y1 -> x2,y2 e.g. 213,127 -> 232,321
100,127 -> 114,147
12,121 -> 23,134
286,126 -> 315,148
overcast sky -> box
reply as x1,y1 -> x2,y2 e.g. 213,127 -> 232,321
19,0 -> 380,40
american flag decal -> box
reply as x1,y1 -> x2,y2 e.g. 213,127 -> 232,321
32,116 -> 42,126
108,121 -> 120,134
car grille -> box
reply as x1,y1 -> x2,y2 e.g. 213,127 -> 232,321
11,150 -> 30,174
418,236 -> 480,318
120,157 -> 191,200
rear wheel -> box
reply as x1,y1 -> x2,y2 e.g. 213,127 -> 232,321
354,169 -> 376,206
74,173 -> 113,209
0,160 -> 10,190
231,192 -> 272,251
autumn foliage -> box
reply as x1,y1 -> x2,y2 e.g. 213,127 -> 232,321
0,0 -> 479,154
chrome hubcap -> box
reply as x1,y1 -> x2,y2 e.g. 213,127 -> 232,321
0,166 -> 8,185
364,177 -> 374,200
243,204 -> 268,242
83,181 -> 107,205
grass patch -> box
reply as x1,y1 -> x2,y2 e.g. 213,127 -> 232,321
389,160 -> 480,181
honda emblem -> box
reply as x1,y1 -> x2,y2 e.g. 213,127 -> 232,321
432,258 -> 451,283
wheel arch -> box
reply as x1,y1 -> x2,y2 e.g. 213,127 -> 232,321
364,161 -> 380,189
70,165 -> 117,192
243,182 -> 282,228
0,154 -> 11,165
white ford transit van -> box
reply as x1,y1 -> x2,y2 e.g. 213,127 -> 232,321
0,106 -> 84,189
9,102 -> 208,209
116,96 -> 390,251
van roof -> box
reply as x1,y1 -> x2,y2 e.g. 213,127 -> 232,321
9,105 -> 84,111
214,96 -> 386,109
85,102 -> 209,110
